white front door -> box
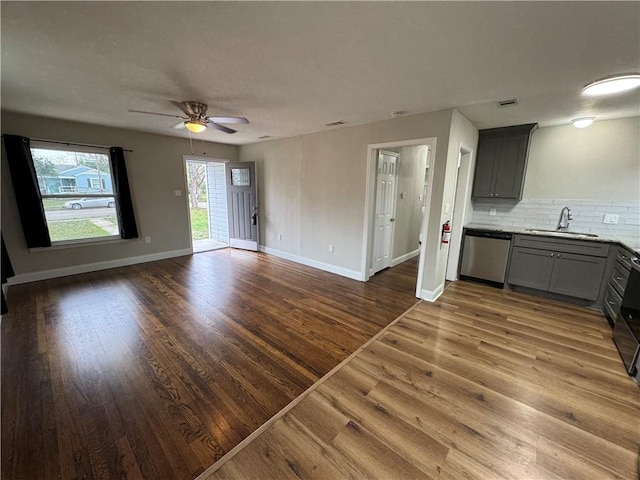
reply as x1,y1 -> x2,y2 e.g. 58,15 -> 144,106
225,161 -> 258,251
372,150 -> 399,274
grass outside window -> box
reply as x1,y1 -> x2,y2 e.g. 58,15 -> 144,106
190,208 -> 209,240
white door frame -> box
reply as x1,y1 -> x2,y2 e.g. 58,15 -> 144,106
361,137 -> 437,299
182,155 -> 229,253
445,143 -> 475,281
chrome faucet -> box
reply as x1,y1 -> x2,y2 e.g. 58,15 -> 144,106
557,206 -> 573,231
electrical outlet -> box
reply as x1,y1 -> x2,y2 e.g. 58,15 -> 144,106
328,244 -> 334,253
145,236 -> 151,244
444,203 -> 451,214
278,234 -> 282,241
603,214 -> 619,224
489,208 -> 497,216
174,190 -> 182,196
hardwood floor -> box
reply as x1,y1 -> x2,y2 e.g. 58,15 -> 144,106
1,250 -> 419,480
203,280 -> 640,480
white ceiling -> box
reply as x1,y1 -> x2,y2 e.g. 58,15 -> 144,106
2,2 -> 639,145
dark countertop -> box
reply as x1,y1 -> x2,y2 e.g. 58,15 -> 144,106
464,223 -> 640,257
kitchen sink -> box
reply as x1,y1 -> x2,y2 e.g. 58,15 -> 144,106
525,229 -> 599,238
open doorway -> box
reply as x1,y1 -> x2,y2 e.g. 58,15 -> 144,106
184,157 -> 229,253
362,138 -> 436,298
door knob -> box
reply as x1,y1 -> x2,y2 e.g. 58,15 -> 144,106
390,218 -> 395,222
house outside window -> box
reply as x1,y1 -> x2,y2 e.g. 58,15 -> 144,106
31,144 -> 120,243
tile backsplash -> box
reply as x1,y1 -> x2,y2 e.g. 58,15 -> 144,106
471,198 -> 640,244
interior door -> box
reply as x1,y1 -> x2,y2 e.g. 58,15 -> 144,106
225,162 -> 258,251
372,150 -> 398,274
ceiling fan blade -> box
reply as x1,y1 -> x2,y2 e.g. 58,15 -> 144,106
129,109 -> 185,119
208,116 -> 249,124
174,122 -> 186,129
208,122 -> 237,134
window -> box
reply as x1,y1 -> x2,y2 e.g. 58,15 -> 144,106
31,145 -> 120,243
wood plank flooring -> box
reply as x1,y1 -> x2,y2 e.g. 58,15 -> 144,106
1,250 -> 419,480
204,280 -> 640,480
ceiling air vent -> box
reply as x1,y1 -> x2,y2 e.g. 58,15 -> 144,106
497,98 -> 519,108
258,135 -> 272,139
325,121 -> 345,127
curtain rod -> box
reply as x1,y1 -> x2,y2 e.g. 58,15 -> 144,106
2,135 -> 133,153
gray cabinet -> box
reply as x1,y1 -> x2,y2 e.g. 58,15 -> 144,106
603,246 -> 634,323
472,123 -> 537,200
508,247 -> 554,290
507,235 -> 609,301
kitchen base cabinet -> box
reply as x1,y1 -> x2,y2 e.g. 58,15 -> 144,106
603,246 -> 635,324
548,253 -> 607,301
507,235 -> 609,302
508,247 -> 554,290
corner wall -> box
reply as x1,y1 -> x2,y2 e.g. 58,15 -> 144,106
239,108 -> 458,297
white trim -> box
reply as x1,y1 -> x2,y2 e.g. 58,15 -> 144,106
7,248 -> 192,285
420,283 -> 444,302
414,142 -> 437,298
195,299 -> 423,479
230,238 -> 258,251
259,246 -> 362,281
390,248 -> 420,267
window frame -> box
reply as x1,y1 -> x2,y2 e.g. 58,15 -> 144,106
30,142 -> 121,246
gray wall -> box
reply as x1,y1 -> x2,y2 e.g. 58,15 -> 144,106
2,111 -> 237,275
239,108 -> 473,294
2,107 -> 477,297
391,145 -> 428,260
524,116 -> 639,200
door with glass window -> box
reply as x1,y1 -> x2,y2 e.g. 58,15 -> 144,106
225,162 -> 258,251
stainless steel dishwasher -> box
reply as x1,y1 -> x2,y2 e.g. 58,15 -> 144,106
460,229 -> 512,287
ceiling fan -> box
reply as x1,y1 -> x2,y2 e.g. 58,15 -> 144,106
129,101 -> 249,134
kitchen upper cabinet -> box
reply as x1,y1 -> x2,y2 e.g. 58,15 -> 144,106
507,235 -> 609,301
472,123 -> 537,200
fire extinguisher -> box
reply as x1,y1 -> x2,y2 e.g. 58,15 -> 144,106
442,221 -> 452,244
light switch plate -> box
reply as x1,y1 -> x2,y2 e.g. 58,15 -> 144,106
489,208 -> 497,216
174,190 -> 182,196
603,214 -> 619,224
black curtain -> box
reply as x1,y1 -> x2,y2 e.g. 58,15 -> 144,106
109,147 -> 138,239
3,135 -> 51,248
1,235 -> 15,315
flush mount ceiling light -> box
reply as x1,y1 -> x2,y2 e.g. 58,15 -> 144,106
184,120 -> 207,133
571,117 -> 596,128
582,73 -> 640,96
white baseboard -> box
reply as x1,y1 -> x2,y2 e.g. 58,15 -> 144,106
420,283 -> 444,302
259,246 -> 362,281
390,248 -> 420,268
7,248 -> 193,285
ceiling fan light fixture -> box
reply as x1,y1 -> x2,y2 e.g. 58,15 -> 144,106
571,117 -> 595,128
582,73 -> 640,96
185,121 -> 207,133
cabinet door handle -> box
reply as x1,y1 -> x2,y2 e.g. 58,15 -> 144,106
621,255 -> 628,260
608,300 -> 616,305
550,253 -> 554,257
557,253 -> 561,258
615,276 -> 624,280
